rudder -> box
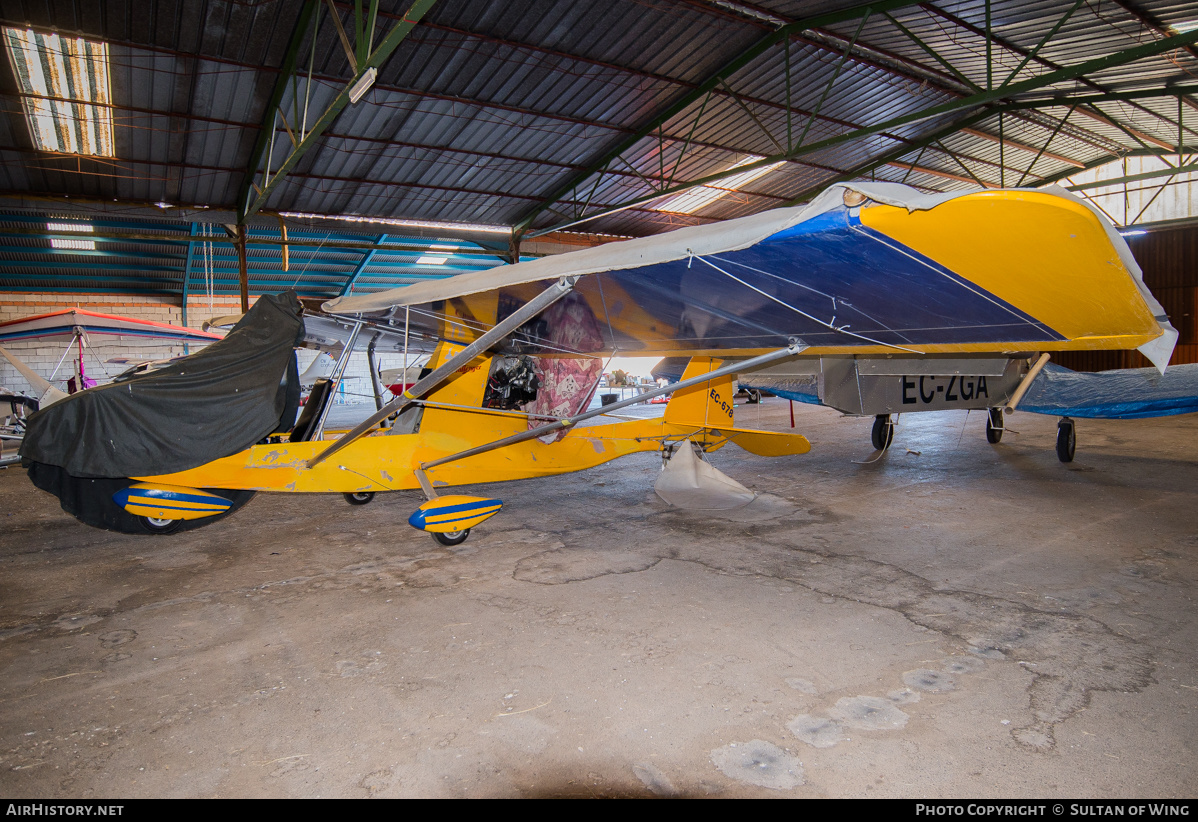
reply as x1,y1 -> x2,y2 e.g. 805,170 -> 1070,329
663,357 -> 736,428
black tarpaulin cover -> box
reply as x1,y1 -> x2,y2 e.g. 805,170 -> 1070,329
20,292 -> 304,478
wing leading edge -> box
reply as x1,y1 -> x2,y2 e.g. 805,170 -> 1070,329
322,184 -> 1174,367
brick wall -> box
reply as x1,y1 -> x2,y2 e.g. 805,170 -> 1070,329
0,292 -> 422,406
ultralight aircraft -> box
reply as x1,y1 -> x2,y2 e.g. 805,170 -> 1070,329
18,183 -> 1176,542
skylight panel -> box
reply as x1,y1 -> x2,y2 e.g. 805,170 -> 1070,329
4,28 -> 114,157
654,157 -> 785,215
415,243 -> 460,265
46,221 -> 95,251
50,238 -> 95,250
47,221 -> 95,250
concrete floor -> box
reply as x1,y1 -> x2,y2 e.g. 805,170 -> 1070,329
0,399 -> 1195,798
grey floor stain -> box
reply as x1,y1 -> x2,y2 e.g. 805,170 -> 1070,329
903,669 -> 957,693
785,677 -> 819,694
887,687 -> 921,704
787,715 -> 846,748
829,695 -> 909,730
98,629 -> 136,648
632,763 -> 678,796
941,656 -> 985,674
710,740 -> 804,790
53,614 -> 100,631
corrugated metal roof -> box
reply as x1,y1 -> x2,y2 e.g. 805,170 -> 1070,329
0,0 -> 1192,297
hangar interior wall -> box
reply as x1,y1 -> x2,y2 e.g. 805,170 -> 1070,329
4,222 -> 1197,392
0,292 -> 419,406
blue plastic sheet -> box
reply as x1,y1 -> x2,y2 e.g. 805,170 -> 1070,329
1018,362 -> 1198,419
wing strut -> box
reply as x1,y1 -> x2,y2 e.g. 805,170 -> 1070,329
416,341 -> 808,481
306,276 -> 577,469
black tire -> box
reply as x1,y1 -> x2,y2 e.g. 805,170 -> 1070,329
986,408 -> 1004,444
1056,418 -> 1076,463
139,515 -> 181,535
344,492 -> 375,505
744,389 -> 761,404
871,415 -> 894,450
25,462 -> 257,535
432,528 -> 469,546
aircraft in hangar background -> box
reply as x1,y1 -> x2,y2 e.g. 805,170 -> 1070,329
15,182 -> 1178,541
0,309 -> 223,465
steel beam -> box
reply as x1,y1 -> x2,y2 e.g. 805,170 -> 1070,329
1061,162 -> 1198,192
513,0 -> 926,233
240,0 -> 439,221
236,0 -> 321,226
340,233 -> 385,296
180,223 -> 199,329
526,28 -> 1198,236
919,3 -> 1198,144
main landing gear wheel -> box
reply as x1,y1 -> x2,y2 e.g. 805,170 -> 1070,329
986,408 -> 1004,444
343,492 -> 375,505
1056,418 -> 1076,463
871,414 -> 894,451
432,529 -> 470,547
139,516 -> 181,535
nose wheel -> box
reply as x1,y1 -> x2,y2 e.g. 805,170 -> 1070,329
139,516 -> 181,534
432,528 -> 470,546
343,491 -> 375,505
986,408 -> 1004,444
871,414 -> 894,451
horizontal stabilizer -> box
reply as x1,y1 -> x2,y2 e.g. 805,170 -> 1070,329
721,427 -> 811,457
662,422 -> 810,456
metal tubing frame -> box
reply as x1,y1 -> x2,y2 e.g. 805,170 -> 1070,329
310,320 -> 363,442
306,276 -> 577,468
418,343 -> 808,475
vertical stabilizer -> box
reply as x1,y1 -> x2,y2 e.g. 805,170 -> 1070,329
663,357 -> 736,428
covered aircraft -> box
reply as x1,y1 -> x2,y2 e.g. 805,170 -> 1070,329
17,183 -> 1176,539
0,309 -> 223,466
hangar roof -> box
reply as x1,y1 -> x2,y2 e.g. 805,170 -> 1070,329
0,0 -> 1195,299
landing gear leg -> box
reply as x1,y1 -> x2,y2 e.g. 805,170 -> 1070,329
1056,417 -> 1076,463
871,414 -> 894,451
986,408 -> 1004,444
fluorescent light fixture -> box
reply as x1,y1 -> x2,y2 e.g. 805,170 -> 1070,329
278,211 -> 512,235
46,221 -> 93,232
654,156 -> 785,215
415,255 -> 449,265
4,27 -> 114,156
50,237 -> 95,250
348,66 -> 377,104
1119,229 -> 1147,236
1171,21 -> 1198,33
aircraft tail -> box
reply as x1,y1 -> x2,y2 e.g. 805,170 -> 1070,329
662,356 -> 811,458
662,357 -> 736,428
